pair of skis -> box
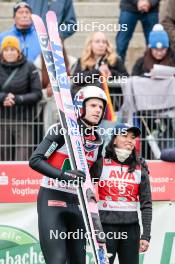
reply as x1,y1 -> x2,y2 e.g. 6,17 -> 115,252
32,11 -> 109,264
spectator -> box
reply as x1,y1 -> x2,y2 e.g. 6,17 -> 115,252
98,123 -> 152,264
131,24 -> 175,158
23,0 -> 77,132
0,2 -> 41,62
23,0 -> 77,74
161,0 -> 175,53
132,24 -> 175,76
0,36 -> 42,161
116,0 -> 160,62
71,31 -> 128,96
23,0 -> 77,41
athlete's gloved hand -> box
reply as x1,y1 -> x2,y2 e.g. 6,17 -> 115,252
61,170 -> 86,185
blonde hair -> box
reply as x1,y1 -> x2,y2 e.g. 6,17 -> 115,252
80,32 -> 117,70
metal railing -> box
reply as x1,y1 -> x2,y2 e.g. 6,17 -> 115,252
0,102 -> 45,161
110,91 -> 175,160
1,92 -> 175,161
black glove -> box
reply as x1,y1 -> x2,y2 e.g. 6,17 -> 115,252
61,170 -> 86,185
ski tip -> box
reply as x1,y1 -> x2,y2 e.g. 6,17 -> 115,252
32,14 -> 46,33
46,10 -> 55,15
32,14 -> 41,22
32,14 -> 44,27
46,10 -> 57,20
46,10 -> 59,36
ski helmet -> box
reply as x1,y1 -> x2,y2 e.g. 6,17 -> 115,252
74,86 -> 107,124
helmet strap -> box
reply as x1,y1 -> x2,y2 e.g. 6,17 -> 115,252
80,118 -> 96,127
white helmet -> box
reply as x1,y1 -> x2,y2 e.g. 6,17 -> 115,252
74,86 -> 107,124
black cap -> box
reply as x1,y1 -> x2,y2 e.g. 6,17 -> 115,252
13,2 -> 32,16
114,123 -> 141,137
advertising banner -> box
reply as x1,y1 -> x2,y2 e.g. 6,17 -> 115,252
1,161 -> 175,203
148,161 -> 175,200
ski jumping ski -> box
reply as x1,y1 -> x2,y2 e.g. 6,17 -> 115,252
32,11 -> 109,264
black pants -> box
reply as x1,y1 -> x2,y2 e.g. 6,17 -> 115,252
37,187 -> 86,264
103,223 -> 140,264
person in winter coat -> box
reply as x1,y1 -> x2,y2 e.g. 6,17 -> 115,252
131,24 -> 175,159
98,123 -> 152,264
71,31 -> 128,96
161,0 -> 175,53
0,2 -> 41,62
24,0 -> 77,131
116,0 -> 160,62
29,86 -> 107,264
0,36 -> 42,161
23,0 -> 77,40
132,24 -> 175,76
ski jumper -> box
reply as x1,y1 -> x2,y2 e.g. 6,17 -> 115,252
29,122 -> 103,264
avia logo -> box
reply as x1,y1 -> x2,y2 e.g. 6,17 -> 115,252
0,172 -> 8,185
0,225 -> 45,263
109,170 -> 135,181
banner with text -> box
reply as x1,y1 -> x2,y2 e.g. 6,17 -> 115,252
0,161 -> 175,202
